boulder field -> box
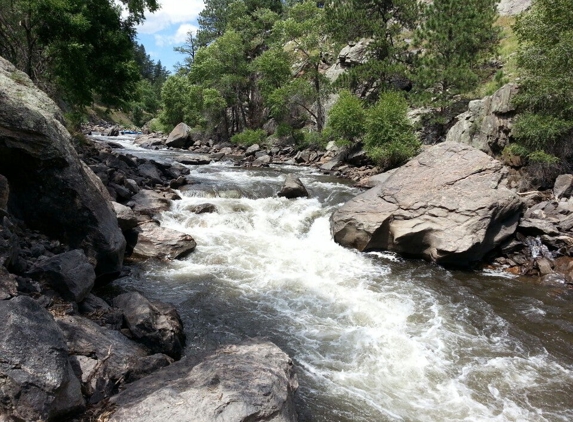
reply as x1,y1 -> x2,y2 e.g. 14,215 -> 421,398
0,55 -> 298,422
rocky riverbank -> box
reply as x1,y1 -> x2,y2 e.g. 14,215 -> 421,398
0,56 -> 298,422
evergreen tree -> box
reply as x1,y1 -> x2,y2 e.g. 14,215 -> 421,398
414,0 -> 500,113
324,0 -> 419,98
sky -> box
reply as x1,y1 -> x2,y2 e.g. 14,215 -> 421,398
136,0 -> 205,73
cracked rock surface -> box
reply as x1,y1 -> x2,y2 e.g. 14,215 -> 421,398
331,142 -> 524,265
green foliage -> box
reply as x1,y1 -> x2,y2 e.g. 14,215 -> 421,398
231,129 -> 267,145
363,91 -> 419,168
324,90 -> 366,146
159,75 -> 203,130
413,0 -> 500,110
0,0 -> 159,111
512,0 -> 573,162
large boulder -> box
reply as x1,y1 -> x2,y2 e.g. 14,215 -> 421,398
113,292 -> 185,360
109,340 -> 299,422
56,314 -> 171,403
0,56 -> 125,277
0,296 -> 84,421
165,123 -> 191,149
331,142 -> 524,266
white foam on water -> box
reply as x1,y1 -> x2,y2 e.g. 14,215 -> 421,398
133,166 -> 573,422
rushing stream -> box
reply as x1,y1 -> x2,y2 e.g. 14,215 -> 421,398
98,136 -> 573,421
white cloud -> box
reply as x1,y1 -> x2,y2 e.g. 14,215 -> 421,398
154,23 -> 198,47
138,0 -> 205,34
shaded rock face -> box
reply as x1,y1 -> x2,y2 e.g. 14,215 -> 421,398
331,143 -> 524,266
113,292 -> 185,360
28,249 -> 96,302
0,56 -> 125,277
109,340 -> 299,422
0,296 -> 84,421
446,84 -> 518,156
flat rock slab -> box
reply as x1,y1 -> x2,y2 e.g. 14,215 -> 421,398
0,296 -> 84,421
331,142 -> 523,266
131,222 -> 196,260
131,190 -> 172,216
109,340 -> 299,422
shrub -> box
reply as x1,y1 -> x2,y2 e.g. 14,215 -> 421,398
363,91 -> 420,169
324,89 -> 366,147
231,129 -> 267,146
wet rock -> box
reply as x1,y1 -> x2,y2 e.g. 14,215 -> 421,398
56,314 -> 152,403
189,203 -> 217,214
0,57 -> 125,277
278,174 -> 309,199
169,176 -> 187,189
0,296 -> 84,420
0,266 -> 17,299
107,127 -> 120,137
165,123 -> 191,149
536,257 -> 553,275
28,249 -> 96,302
331,143 -> 523,266
130,221 -> 196,260
175,154 -> 212,165
113,292 -> 185,360
109,340 -> 298,422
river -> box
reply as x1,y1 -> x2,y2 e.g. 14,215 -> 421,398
97,136 -> 573,422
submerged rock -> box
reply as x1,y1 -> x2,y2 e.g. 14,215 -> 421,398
109,340 -> 298,422
331,142 -> 523,266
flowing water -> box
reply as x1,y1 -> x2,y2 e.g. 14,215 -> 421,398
99,136 -> 573,421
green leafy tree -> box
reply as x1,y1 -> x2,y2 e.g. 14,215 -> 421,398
414,0 -> 500,112
364,91 -> 419,168
512,0 -> 573,164
324,89 -> 366,146
0,0 -> 159,109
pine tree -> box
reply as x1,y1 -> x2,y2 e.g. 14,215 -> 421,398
414,0 -> 500,113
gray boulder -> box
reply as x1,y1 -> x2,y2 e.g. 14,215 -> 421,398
278,174 -> 309,199
0,56 -> 125,277
554,174 -> 573,199
331,142 -> 523,266
109,340 -> 298,422
113,292 -> 185,359
165,123 -> 190,148
28,249 -> 96,302
0,296 -> 84,420
498,0 -> 531,15
111,201 -> 138,230
131,221 -> 196,260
